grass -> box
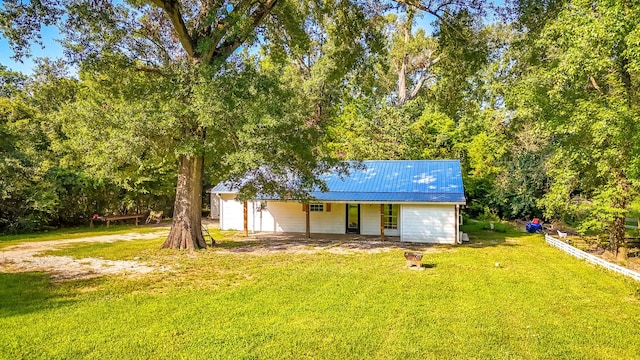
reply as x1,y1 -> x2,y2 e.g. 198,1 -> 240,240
1,222 -> 639,359
0,224 -> 166,249
39,228 -> 239,260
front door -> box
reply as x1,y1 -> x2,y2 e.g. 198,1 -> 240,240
346,204 -> 360,234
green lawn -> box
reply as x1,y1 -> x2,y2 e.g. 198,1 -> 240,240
0,224 -> 166,250
1,222 -> 639,359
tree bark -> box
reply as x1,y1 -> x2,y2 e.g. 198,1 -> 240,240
396,11 -> 412,107
609,216 -> 625,258
161,154 -> 207,250
608,173 -> 630,257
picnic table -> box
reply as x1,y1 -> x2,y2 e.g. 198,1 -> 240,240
91,214 -> 147,228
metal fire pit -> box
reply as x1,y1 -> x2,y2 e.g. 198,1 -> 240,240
404,251 -> 423,268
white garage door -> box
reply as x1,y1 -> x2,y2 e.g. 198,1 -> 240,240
401,205 -> 455,244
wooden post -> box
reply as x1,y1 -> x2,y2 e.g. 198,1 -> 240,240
380,204 -> 385,240
305,203 -> 310,239
243,201 -> 248,237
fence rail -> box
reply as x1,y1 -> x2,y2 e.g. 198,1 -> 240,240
544,235 -> 640,281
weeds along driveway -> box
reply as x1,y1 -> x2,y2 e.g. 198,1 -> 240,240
0,231 -> 169,280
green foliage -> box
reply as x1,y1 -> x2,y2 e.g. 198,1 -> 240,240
0,64 -> 26,97
507,0 -> 640,242
0,59 -> 178,233
4,0 -> 640,241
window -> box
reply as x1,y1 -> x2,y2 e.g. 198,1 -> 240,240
309,203 -> 324,212
383,204 -> 399,229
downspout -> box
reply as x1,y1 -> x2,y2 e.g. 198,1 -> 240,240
218,193 -> 223,229
252,201 -> 256,234
209,190 -> 213,219
380,204 -> 385,240
455,204 -> 461,244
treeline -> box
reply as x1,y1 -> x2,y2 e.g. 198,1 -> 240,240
0,62 -> 176,232
1,0 -> 639,252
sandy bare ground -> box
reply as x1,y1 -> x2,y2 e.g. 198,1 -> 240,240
0,226 -> 447,280
0,231 -> 168,280
216,233 -> 449,256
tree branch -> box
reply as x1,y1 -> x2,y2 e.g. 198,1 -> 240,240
204,0 -> 254,57
394,0 -> 468,38
589,75 -> 602,93
151,0 -> 197,59
204,0 -> 279,64
135,66 -> 165,75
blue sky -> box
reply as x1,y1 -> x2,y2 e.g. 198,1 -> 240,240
0,5 -> 491,75
0,25 -> 65,74
0,21 -> 432,75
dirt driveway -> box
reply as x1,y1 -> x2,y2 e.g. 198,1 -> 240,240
216,233 -> 446,256
0,228 -> 446,280
0,231 -> 168,280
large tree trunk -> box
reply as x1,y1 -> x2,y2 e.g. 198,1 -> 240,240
161,154 -> 207,250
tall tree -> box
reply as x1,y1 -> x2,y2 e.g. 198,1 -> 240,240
508,0 -> 640,254
1,0 -> 487,248
390,9 -> 439,106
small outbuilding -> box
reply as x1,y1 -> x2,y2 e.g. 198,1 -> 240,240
210,160 -> 466,244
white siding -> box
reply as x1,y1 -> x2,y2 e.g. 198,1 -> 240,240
262,201 -> 306,233
210,194 -> 221,219
361,204 -> 400,236
219,194 -> 244,231
221,198 -> 455,242
360,204 -> 379,235
401,204 -> 455,244
257,202 -> 346,234
255,202 -> 275,232
309,203 -> 345,234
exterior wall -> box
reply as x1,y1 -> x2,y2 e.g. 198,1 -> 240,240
310,203 -> 345,234
221,196 -> 457,243
219,194 -> 244,231
254,201 -> 275,232
261,201 -> 306,233
360,204 -> 400,236
257,201 -> 346,234
210,194 -> 221,219
360,204 -> 380,235
220,198 -> 343,233
400,204 -> 456,244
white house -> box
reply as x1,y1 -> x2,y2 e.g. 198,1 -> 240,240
210,160 -> 466,244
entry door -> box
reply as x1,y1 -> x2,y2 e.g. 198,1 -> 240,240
346,204 -> 360,234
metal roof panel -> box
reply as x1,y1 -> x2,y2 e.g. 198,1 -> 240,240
211,160 -> 465,203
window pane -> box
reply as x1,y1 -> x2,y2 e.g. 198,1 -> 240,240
383,204 -> 398,229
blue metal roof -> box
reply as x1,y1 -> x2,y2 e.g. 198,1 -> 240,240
212,160 -> 466,203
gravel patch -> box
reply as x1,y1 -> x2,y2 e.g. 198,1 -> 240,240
0,232 -> 168,280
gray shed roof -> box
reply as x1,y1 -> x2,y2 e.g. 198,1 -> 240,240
211,160 -> 466,204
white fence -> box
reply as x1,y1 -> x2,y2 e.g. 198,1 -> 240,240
544,235 -> 640,281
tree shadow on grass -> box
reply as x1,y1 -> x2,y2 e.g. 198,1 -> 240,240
213,233 -> 445,254
461,223 -> 536,249
0,272 -> 76,318
211,223 -> 538,254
